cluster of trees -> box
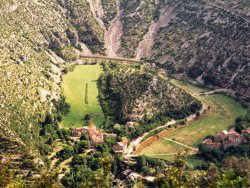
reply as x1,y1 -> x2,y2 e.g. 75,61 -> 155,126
57,46 -> 79,62
199,143 -> 250,165
52,96 -> 71,116
134,155 -> 166,176
39,115 -> 71,146
2,150 -> 249,187
60,136 -> 119,187
56,139 -> 91,162
98,64 -> 153,123
234,112 -> 250,134
59,134 -> 169,187
62,66 -> 76,75
153,152 -> 250,188
37,95 -> 72,164
84,84 -> 89,104
83,114 -> 91,125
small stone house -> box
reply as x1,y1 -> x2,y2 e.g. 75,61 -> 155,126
202,129 -> 248,150
242,128 -> 250,135
202,138 -> 221,149
87,125 -> 117,144
88,125 -> 104,144
70,125 -> 117,144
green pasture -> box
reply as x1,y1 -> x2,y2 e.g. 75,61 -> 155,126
61,64 -> 105,128
139,82 -> 247,166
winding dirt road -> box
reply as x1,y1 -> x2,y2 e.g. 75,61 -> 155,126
125,73 -> 208,157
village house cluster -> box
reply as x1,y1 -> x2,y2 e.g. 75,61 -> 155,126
70,125 -> 128,153
70,125 -> 116,144
202,128 -> 250,150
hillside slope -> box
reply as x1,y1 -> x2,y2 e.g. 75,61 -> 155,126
112,0 -> 249,107
98,64 -> 201,123
0,0 -> 106,168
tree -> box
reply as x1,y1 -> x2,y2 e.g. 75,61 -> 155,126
44,114 -> 53,125
155,151 -> 201,187
72,155 -> 86,166
75,141 -> 90,153
90,158 -> 101,171
244,133 -> 250,141
222,156 -> 250,177
80,134 -> 89,141
136,156 -> 146,172
57,146 -> 75,160
84,114 -> 91,125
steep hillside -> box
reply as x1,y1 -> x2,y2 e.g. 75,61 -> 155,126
0,0 -> 106,170
118,0 -> 156,57
101,0 -> 117,27
98,64 -> 201,123
122,0 -> 250,107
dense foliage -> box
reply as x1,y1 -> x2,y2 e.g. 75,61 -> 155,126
153,152 -> 250,188
98,63 -> 201,124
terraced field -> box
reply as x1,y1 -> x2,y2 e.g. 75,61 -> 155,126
137,81 -> 247,164
61,64 -> 105,128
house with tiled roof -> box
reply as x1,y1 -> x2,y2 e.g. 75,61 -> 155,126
202,128 -> 250,150
86,125 -> 117,144
242,128 -> 250,135
87,125 -> 104,144
70,124 -> 117,144
203,138 -> 221,149
214,130 -> 228,141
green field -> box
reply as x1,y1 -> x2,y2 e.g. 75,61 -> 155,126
138,82 -> 247,165
61,64 -> 105,128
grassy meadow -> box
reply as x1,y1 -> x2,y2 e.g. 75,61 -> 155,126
61,65 -> 105,128
138,82 -> 247,165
